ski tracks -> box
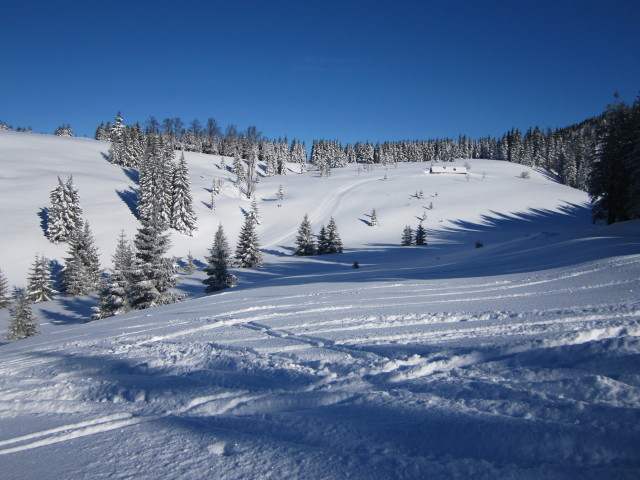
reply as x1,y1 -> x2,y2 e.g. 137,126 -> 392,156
0,413 -> 159,456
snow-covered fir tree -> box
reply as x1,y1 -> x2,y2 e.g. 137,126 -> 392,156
232,156 -> 245,186
110,112 -> 125,142
130,208 -> 179,310
54,124 -> 73,137
249,197 -> 261,225
325,217 -> 343,254
317,225 -> 329,255
210,178 -> 220,210
203,224 -> 237,292
235,215 -> 263,268
93,231 -> 136,319
0,268 -> 12,308
261,141 -> 277,176
137,134 -> 174,227
59,221 -> 102,296
95,122 -> 109,141
26,254 -> 57,303
170,153 -> 197,235
6,288 -> 38,341
276,184 -> 284,207
415,222 -> 427,246
46,176 -> 83,244
183,252 -> 196,274
401,226 -> 414,246
290,140 -> 307,173
370,209 -> 378,226
294,214 -> 317,256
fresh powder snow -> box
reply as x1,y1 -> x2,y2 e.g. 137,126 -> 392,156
0,130 -> 639,479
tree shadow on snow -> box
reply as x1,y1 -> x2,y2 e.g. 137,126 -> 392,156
40,296 -> 96,325
37,207 -> 49,237
231,201 -> 640,288
116,187 -> 139,219
121,167 -> 139,185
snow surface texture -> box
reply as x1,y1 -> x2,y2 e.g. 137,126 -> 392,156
1,131 -> 640,478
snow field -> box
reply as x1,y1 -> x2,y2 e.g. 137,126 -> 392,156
1,131 -> 640,478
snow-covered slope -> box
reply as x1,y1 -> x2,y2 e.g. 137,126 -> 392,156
0,129 -> 592,287
1,131 -> 639,479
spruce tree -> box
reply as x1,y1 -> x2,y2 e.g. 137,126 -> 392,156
235,216 -> 263,268
184,252 -> 197,274
130,208 -> 179,310
138,134 -> 173,228
6,289 -> 38,340
370,208 -> 378,226
26,254 -> 58,303
204,225 -> 237,292
60,221 -> 102,296
401,226 -> 414,246
294,214 -> 317,256
210,178 -> 220,210
589,97 -> 640,224
170,153 -> 197,235
317,225 -> 329,255
249,197 -> 261,225
0,268 -> 11,308
47,176 -> 83,244
325,217 -> 343,254
276,184 -> 284,207
415,222 -> 427,246
93,231 -> 136,319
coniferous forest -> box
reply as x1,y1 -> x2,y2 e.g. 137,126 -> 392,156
87,96 -> 640,225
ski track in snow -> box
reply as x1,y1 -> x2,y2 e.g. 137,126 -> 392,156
2,133 -> 640,478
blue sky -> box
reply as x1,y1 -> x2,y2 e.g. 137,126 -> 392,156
1,0 -> 638,145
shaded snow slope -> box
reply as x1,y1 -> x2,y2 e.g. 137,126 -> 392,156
1,131 -> 640,479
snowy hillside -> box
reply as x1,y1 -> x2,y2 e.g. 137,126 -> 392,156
0,130 -> 593,287
1,131 -> 640,478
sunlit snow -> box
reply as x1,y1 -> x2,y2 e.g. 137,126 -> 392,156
1,131 -> 639,479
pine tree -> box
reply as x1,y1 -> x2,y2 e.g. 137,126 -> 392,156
317,225 -> 329,255
54,124 -> 73,136
60,221 -> 102,296
325,217 -> 343,254
232,156 -> 245,187
276,184 -> 284,207
249,197 -> 261,225
184,252 -> 197,274
294,215 -> 317,256
370,209 -> 378,226
204,225 -> 237,292
138,135 -> 173,228
93,231 -> 136,319
210,178 -> 220,210
589,97 -> 640,223
130,208 -> 179,310
6,289 -> 38,340
0,268 -> 12,308
415,222 -> 427,246
401,226 -> 413,246
170,153 -> 197,235
47,176 -> 83,244
26,254 -> 57,303
235,216 -> 263,268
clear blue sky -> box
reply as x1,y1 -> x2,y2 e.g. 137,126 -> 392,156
1,0 -> 638,145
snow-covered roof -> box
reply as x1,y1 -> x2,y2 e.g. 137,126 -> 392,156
429,165 -> 468,174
